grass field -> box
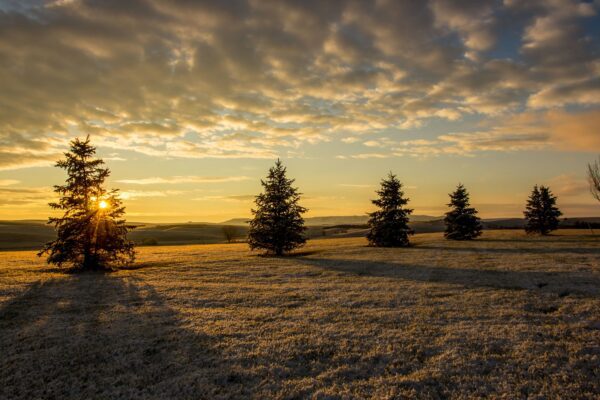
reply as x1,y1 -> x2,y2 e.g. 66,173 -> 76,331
1,230 -> 599,399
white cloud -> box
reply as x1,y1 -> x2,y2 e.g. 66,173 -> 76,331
528,76 -> 600,108
430,0 -> 497,52
346,153 -> 390,159
192,194 -> 254,202
545,174 -> 590,198
0,186 -> 53,207
338,183 -> 373,188
120,190 -> 186,200
117,176 -> 251,185
0,0 -> 597,171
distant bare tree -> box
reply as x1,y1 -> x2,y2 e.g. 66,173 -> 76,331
222,226 -> 239,243
588,157 -> 600,202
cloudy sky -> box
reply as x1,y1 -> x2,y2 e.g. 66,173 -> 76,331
0,0 -> 599,222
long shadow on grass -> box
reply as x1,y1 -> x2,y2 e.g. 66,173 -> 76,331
478,235 -> 599,243
297,257 -> 600,297
0,274 -> 249,400
417,244 -> 599,255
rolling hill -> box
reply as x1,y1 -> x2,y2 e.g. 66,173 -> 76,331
221,214 -> 441,226
1,216 -> 599,250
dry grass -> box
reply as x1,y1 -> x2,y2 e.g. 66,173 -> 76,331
1,230 -> 599,399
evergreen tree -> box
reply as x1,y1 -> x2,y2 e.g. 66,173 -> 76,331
367,173 -> 413,247
248,159 -> 307,255
524,185 -> 562,235
444,184 -> 482,240
38,136 -> 135,270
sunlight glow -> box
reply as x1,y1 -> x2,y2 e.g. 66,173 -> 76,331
98,200 -> 108,209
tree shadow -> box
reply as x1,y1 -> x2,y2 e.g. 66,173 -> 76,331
285,249 -> 325,257
417,244 -> 599,255
296,257 -> 600,298
478,235 -> 599,243
253,249 -> 324,258
118,261 -> 166,271
0,274 -> 249,399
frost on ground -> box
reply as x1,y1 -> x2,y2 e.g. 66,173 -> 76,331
0,230 -> 598,399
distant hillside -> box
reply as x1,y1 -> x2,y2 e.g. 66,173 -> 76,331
0,221 -> 249,250
222,215 -> 441,226
220,218 -> 251,226
0,220 -> 56,250
1,216 -> 598,251
483,217 -> 600,230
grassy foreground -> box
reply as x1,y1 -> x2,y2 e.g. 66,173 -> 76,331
0,230 -> 598,399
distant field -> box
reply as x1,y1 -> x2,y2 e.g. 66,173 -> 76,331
2,217 -> 599,250
1,230 -> 599,399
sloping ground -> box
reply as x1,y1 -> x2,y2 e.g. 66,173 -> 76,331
0,230 -> 598,399
2,217 -> 599,250
222,215 -> 442,226
0,221 -> 56,250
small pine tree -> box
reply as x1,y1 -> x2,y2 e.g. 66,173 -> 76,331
444,184 -> 482,240
38,136 -> 135,270
524,185 -> 562,235
248,159 -> 307,255
367,173 -> 413,247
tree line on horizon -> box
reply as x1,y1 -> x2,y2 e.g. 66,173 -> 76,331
39,137 -> 597,270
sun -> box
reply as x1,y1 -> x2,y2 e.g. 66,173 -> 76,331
98,200 -> 108,209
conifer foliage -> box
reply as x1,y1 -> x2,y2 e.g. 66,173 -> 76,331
524,185 -> 562,235
444,184 -> 482,240
39,136 -> 134,270
367,173 -> 413,247
248,159 -> 307,255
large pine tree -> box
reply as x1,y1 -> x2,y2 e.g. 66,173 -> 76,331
248,159 -> 307,255
367,173 -> 413,247
444,184 -> 482,240
38,136 -> 134,270
524,185 -> 562,235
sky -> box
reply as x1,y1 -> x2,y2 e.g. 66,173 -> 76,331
0,0 -> 599,222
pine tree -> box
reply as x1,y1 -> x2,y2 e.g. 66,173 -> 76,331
38,136 -> 135,270
444,184 -> 482,240
248,159 -> 307,255
524,185 -> 562,235
367,173 -> 413,247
